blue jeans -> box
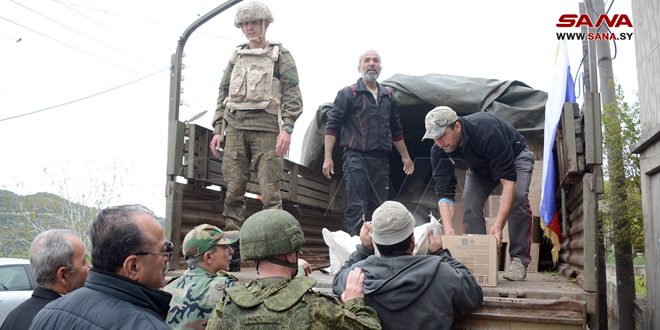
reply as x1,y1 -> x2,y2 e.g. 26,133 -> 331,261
462,148 -> 535,266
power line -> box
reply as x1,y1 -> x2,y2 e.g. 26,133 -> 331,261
10,0 -> 151,65
0,68 -> 167,123
51,0 -> 163,56
0,15 -> 140,74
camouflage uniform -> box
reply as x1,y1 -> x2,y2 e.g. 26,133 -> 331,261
162,224 -> 239,329
163,268 -> 238,330
206,209 -> 381,330
212,42 -> 303,231
206,277 -> 381,330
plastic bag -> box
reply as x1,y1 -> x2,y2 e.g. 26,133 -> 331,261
321,228 -> 361,275
412,213 -> 443,255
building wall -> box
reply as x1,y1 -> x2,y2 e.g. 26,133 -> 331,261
631,0 -> 660,328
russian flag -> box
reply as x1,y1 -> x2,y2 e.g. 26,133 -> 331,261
540,41 -> 575,264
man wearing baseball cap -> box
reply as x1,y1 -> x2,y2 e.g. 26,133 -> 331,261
332,201 -> 483,330
163,224 -> 239,329
424,105 -> 535,281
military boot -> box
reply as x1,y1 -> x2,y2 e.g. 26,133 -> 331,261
229,239 -> 241,272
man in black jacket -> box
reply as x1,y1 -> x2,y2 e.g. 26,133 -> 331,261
1,229 -> 89,330
323,50 -> 414,236
332,201 -> 483,330
425,106 -> 535,281
30,205 -> 173,329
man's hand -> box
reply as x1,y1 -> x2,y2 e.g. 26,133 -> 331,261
437,201 -> 456,235
276,131 -> 291,157
359,222 -> 373,250
210,134 -> 224,158
322,158 -> 334,179
341,267 -> 365,302
489,223 -> 503,250
298,259 -> 312,276
402,156 -> 414,175
428,229 -> 443,254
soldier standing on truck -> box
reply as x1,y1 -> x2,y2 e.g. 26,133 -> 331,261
323,49 -> 414,237
209,0 -> 303,271
424,106 -> 535,281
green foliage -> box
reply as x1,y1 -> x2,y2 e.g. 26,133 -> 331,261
635,275 -> 646,297
0,189 -> 99,258
600,85 -> 643,253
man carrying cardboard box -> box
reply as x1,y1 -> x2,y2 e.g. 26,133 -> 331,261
332,201 -> 483,330
423,106 -> 535,281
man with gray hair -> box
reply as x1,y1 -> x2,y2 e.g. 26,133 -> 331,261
30,205 -> 173,329
1,229 -> 89,330
323,50 -> 414,236
163,224 -> 239,329
333,201 -> 483,330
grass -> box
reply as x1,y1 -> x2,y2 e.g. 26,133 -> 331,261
635,275 -> 646,297
606,251 -> 645,266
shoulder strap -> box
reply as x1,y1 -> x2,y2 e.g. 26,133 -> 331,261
349,84 -> 357,97
226,285 -> 263,308
264,277 -> 316,311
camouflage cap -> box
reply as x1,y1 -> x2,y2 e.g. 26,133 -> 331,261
182,224 -> 239,258
422,106 -> 459,141
371,201 -> 415,245
234,0 -> 274,28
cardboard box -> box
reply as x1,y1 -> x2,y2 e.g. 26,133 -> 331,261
484,195 -> 501,218
443,235 -> 498,287
485,217 -> 509,243
505,242 -> 540,273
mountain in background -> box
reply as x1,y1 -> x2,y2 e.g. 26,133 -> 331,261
0,189 -> 164,258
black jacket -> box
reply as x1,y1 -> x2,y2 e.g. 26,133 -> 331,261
29,269 -> 172,330
432,112 -> 528,200
325,78 -> 404,152
333,245 -> 483,330
1,286 -> 60,330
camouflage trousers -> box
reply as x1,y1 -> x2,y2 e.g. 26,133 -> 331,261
222,125 -> 283,230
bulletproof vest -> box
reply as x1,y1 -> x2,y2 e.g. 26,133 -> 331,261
221,277 -> 316,329
226,44 -> 282,116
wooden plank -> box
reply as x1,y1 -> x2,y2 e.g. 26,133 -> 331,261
165,182 -> 184,267
166,120 -> 185,176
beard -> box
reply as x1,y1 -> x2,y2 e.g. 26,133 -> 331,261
362,70 -> 379,82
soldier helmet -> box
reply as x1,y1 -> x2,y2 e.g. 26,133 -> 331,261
240,209 -> 304,260
183,224 -> 239,258
234,0 -> 274,28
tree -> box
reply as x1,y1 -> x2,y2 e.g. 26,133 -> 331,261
1,162 -> 126,258
601,85 -> 642,252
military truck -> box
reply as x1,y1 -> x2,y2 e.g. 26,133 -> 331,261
165,1 -> 608,328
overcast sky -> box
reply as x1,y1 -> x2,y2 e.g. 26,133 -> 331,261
0,0 -> 637,216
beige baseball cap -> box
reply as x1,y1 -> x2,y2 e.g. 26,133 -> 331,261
422,106 -> 459,141
371,201 -> 415,245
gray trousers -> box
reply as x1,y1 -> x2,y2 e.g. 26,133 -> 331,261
462,149 -> 535,266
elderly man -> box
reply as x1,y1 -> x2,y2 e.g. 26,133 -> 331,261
206,209 -> 381,329
323,49 -> 414,236
333,201 -> 483,330
30,205 -> 173,329
163,224 -> 239,329
1,229 -> 89,330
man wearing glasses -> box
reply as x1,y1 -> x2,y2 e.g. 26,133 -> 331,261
163,224 -> 238,329
31,205 -> 173,330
